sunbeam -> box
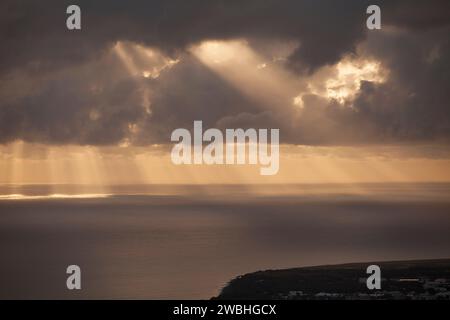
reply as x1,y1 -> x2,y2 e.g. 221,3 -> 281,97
191,40 -> 303,112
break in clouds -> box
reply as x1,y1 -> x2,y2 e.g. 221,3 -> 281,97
0,0 -> 449,147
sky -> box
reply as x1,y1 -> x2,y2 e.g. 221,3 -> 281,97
1,0 -> 450,185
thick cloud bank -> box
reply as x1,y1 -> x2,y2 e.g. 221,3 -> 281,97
0,0 -> 449,146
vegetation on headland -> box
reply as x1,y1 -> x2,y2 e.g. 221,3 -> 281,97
214,259 -> 450,300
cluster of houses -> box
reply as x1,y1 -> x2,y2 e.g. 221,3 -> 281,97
279,277 -> 450,300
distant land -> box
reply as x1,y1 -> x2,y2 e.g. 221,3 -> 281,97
214,259 -> 450,300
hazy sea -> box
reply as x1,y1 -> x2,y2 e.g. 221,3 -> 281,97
1,183 -> 450,299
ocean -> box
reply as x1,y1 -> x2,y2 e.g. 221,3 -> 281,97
1,183 -> 450,299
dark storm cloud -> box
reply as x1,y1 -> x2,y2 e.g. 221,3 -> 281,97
133,56 -> 263,145
0,0 -> 369,76
0,0 -> 449,146
355,28 -> 450,144
1,0 -> 447,74
0,51 -> 146,145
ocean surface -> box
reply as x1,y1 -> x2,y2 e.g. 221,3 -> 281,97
1,183 -> 450,299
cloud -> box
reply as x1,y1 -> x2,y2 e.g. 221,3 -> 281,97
0,0 -> 449,146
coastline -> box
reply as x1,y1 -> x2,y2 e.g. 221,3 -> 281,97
214,259 -> 450,300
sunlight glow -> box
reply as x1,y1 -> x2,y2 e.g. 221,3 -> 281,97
325,60 -> 387,103
0,41 -> 444,190
293,58 -> 388,107
114,41 -> 180,79
0,193 -> 112,200
1,142 -> 450,189
191,40 -> 302,111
